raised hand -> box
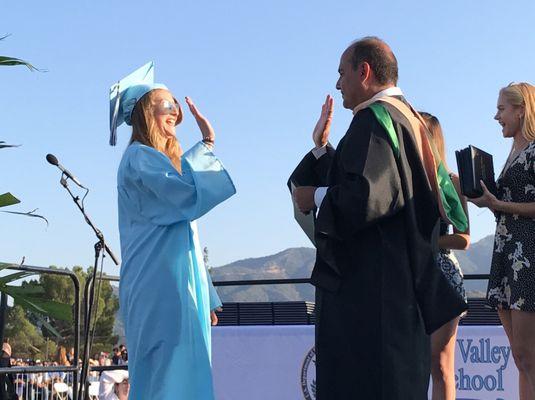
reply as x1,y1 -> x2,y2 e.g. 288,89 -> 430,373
185,97 -> 215,143
312,95 -> 334,148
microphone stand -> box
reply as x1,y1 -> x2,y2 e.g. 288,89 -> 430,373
57,174 -> 119,400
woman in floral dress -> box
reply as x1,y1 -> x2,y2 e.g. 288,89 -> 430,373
470,82 -> 535,399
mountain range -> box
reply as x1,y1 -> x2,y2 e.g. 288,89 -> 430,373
112,235 -> 495,340
211,234 -> 495,302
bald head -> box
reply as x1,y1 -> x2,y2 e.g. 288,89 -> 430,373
346,36 -> 398,86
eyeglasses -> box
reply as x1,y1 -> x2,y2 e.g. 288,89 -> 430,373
155,99 -> 181,115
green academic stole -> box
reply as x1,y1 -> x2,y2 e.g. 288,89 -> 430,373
368,102 -> 468,233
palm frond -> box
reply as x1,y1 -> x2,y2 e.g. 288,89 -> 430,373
0,271 -> 35,285
0,141 -> 20,149
0,262 -> 18,272
0,56 -> 38,71
0,208 -> 49,225
0,193 -> 20,208
13,295 -> 72,322
2,285 -> 44,296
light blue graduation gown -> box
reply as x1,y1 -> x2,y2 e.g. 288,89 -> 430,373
117,141 -> 236,399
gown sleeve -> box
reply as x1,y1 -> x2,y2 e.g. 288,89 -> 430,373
287,144 -> 335,190
315,108 -> 404,239
130,141 -> 236,225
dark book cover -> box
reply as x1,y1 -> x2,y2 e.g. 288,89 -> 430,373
455,145 -> 497,198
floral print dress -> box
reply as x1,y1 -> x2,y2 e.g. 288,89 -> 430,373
438,220 -> 467,302
487,141 -> 535,311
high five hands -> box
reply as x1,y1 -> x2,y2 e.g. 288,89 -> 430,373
293,95 -> 334,214
312,95 -> 334,148
185,96 -> 215,144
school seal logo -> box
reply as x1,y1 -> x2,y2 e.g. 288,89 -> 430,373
300,346 -> 316,400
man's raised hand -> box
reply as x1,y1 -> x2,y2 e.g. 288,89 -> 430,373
312,95 -> 334,148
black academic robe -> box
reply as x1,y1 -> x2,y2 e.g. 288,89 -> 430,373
289,106 -> 467,399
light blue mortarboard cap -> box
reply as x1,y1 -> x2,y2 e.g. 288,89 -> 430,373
109,61 -> 167,146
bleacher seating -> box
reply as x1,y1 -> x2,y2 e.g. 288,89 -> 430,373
216,298 -> 499,326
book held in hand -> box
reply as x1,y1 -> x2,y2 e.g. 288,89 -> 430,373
455,145 -> 497,198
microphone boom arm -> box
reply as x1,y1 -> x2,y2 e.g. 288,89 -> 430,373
59,177 -> 119,266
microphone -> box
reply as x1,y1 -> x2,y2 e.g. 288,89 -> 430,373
46,154 -> 87,189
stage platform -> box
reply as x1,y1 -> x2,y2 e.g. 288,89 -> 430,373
212,299 -> 514,400
216,298 -> 501,326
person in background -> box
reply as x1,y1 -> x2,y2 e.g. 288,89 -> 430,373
0,343 -> 16,400
469,82 -> 535,399
98,352 -> 109,367
88,356 -> 100,383
119,345 -> 127,365
99,370 -> 129,400
66,347 -> 75,365
420,112 -> 470,400
56,346 -> 70,367
33,360 -> 50,400
111,348 -> 121,366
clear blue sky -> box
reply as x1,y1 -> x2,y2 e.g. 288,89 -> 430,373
1,1 -> 534,275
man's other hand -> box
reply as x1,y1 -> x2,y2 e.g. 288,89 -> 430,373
293,186 -> 317,213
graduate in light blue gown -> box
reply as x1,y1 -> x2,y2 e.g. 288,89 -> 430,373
110,62 -> 236,399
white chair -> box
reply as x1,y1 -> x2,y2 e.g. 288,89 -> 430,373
88,381 -> 100,400
53,382 -> 69,400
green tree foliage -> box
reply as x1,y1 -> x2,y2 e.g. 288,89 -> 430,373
84,268 -> 120,355
4,266 -> 119,360
5,305 -> 45,359
5,306 -> 58,360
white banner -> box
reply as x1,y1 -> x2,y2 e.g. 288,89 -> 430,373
213,326 -> 314,400
453,326 -> 517,400
212,325 -> 518,400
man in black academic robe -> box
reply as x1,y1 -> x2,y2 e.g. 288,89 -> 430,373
292,37 -> 467,399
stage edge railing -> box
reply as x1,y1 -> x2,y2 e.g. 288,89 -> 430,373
84,273 -> 491,289
0,263 -> 81,400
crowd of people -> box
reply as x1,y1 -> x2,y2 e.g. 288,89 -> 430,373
0,343 -> 129,400
88,345 -> 128,369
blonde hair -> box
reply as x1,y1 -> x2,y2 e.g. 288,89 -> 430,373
420,111 -> 449,171
129,89 -> 184,173
57,346 -> 69,366
500,82 -> 535,141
